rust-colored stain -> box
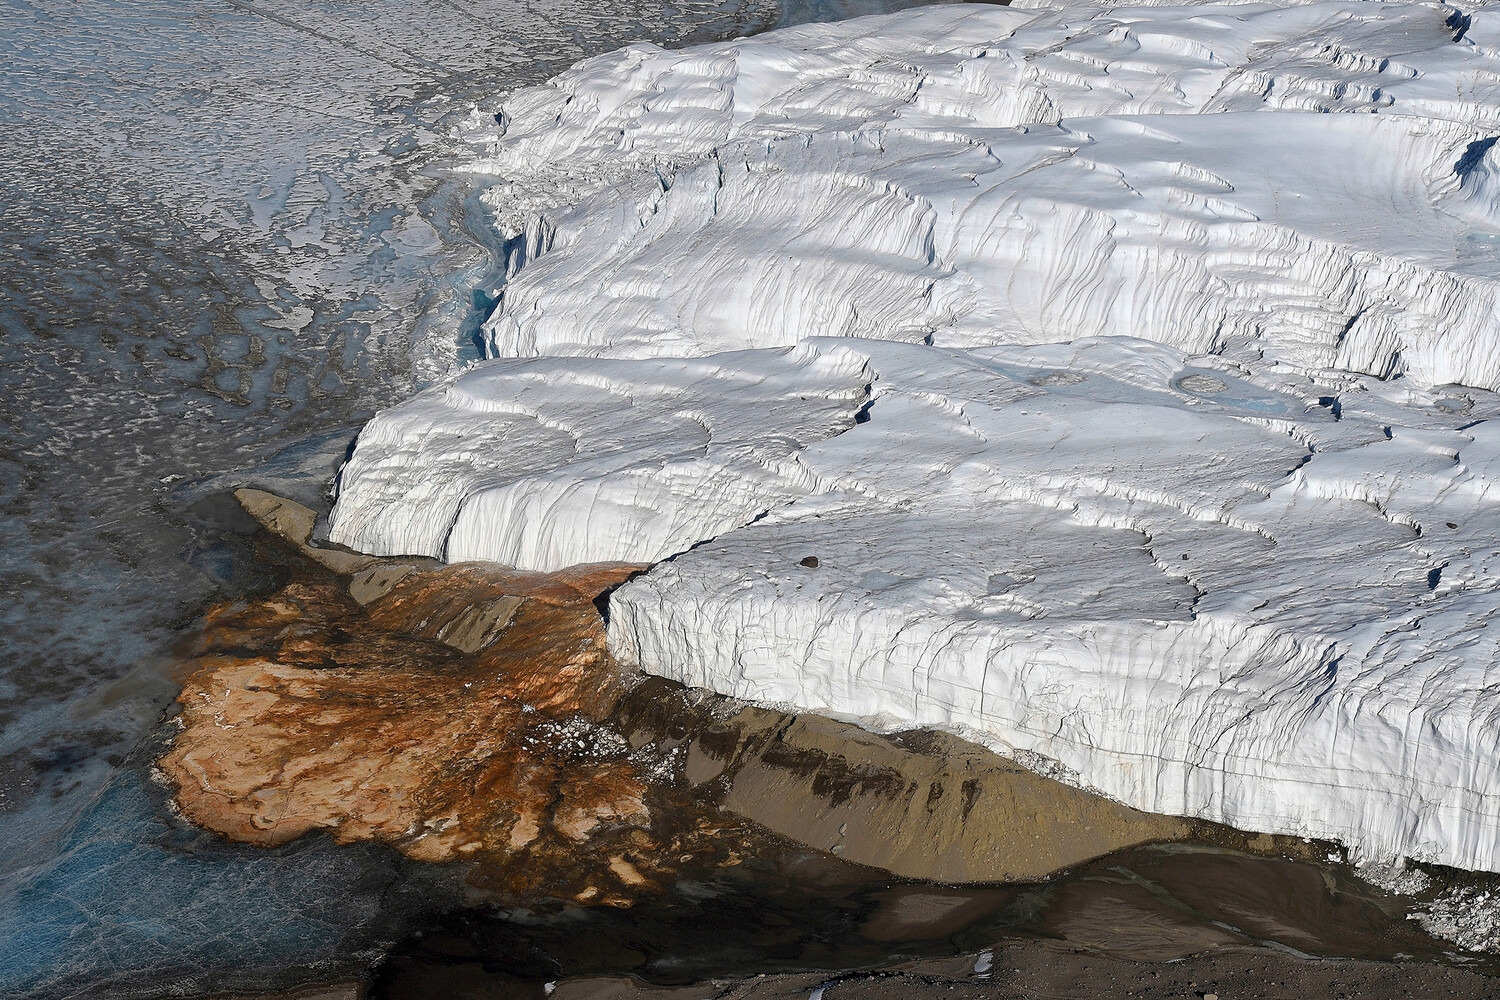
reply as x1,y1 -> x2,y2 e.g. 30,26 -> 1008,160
158,560 -> 697,901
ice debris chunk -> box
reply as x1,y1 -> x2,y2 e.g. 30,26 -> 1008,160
608,337 -> 1500,873
328,343 -> 871,569
468,0 -> 1500,388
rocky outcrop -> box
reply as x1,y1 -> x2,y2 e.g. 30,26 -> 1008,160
233,488 -> 386,577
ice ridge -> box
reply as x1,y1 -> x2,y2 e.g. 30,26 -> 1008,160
607,337 -> 1500,872
329,343 -> 871,569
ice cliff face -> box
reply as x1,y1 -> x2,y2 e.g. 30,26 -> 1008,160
610,337 -> 1500,871
485,111 -> 1500,383
331,1 -> 1500,872
330,344 -> 871,568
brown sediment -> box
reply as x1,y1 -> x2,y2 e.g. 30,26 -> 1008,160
162,492 -> 782,903
232,488 -> 383,577
611,678 -> 1192,884
160,561 -> 650,865
163,489 -> 1341,905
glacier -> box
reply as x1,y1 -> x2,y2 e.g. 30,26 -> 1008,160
330,0 -> 1500,872
609,337 -> 1500,871
469,0 -> 1500,387
329,343 -> 871,567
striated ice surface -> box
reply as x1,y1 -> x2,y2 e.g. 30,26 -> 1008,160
3,0 -> 970,995
609,337 -> 1500,871
331,2 -> 1500,872
465,0 -> 1500,388
329,343 -> 871,568
341,331 -> 1500,871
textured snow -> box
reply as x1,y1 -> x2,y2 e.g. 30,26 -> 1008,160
332,0 -> 1500,872
609,337 -> 1500,871
466,0 -> 1500,388
339,330 -> 1500,870
330,344 -> 871,568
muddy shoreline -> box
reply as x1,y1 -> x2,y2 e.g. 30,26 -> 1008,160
232,935 -> 1500,1000
453,943 -> 1500,1000
134,490 -> 1500,999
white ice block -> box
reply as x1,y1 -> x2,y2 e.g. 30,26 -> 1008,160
328,343 -> 872,569
467,1 -> 1500,388
608,338 -> 1500,872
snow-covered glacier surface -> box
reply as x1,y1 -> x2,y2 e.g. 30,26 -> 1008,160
333,0 -> 1500,872
610,337 -> 1500,871
467,0 -> 1500,387
330,344 -> 871,568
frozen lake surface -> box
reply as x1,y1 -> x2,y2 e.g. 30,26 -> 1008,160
0,1 -> 952,994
